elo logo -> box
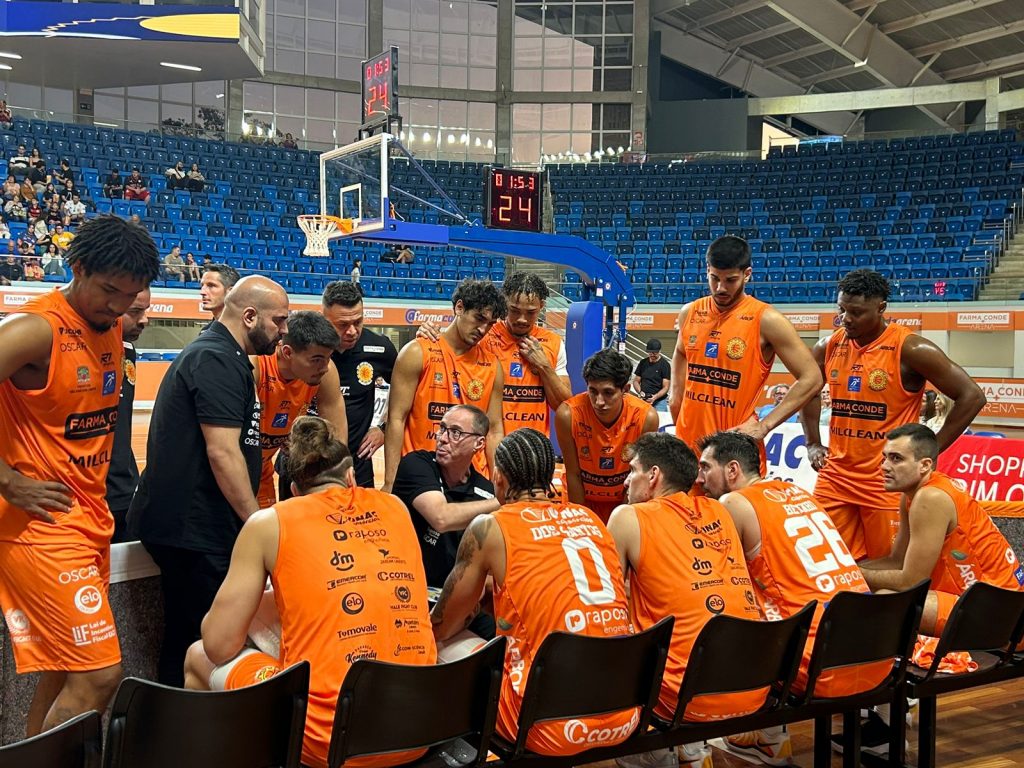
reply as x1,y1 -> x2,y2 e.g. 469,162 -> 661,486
342,592 -> 365,615
74,586 -> 103,615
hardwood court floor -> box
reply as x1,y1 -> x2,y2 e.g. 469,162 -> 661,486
131,414 -> 1024,766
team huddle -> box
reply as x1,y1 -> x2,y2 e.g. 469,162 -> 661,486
0,217 -> 1020,768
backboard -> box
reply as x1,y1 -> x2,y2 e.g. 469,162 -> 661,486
319,132 -> 390,236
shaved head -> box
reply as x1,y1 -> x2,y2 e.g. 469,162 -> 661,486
225,275 -> 289,312
221,275 -> 290,355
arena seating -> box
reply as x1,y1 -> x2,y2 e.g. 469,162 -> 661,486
4,117 -> 1022,304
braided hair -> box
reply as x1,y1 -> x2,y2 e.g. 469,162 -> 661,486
494,428 -> 556,501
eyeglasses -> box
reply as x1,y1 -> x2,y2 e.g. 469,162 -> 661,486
437,424 -> 484,442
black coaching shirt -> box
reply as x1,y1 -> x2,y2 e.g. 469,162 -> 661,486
106,342 -> 138,539
331,327 -> 397,486
127,321 -> 262,555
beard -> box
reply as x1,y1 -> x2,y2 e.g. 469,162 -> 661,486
248,325 -> 279,355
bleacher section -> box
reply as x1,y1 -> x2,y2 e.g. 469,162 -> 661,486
3,117 -> 1022,304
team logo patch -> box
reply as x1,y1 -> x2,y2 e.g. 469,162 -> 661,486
847,376 -> 862,393
123,358 -> 137,386
433,372 -> 444,385
466,379 -> 484,401
599,457 -> 615,470
704,342 -> 719,359
356,361 -> 374,386
762,488 -> 789,504
726,337 -> 746,360
688,335 -> 697,345
951,549 -> 968,561
272,412 -> 289,428
952,478 -> 968,492
101,370 -> 117,396
509,362 -> 523,378
76,366 -> 90,385
254,665 -> 279,683
830,369 -> 839,379
868,368 -> 888,391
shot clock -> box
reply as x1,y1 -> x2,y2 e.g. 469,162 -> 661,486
484,168 -> 545,232
361,47 -> 398,127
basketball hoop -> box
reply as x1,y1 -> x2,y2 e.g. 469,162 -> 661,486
297,214 -> 354,257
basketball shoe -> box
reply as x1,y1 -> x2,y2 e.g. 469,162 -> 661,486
722,726 -> 792,766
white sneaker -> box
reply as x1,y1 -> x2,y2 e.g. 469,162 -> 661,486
678,742 -> 713,768
722,727 -> 792,766
615,748 -> 679,768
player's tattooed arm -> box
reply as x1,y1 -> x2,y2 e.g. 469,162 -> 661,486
431,515 -> 495,641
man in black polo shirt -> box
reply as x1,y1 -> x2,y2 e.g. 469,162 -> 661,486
107,287 -> 150,543
127,275 -> 289,685
633,338 -> 671,411
392,404 -> 498,637
321,281 -> 397,487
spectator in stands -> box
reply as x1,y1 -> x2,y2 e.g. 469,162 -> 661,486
350,258 -> 361,284
26,199 -> 41,222
31,218 -> 51,253
42,182 -> 59,206
64,192 -> 86,226
925,394 -> 953,434
104,169 -> 124,199
919,389 -> 937,424
162,245 -> 185,282
52,223 -> 74,252
0,101 -> 11,127
818,385 -> 832,425
22,256 -> 43,281
42,243 -> 65,277
396,244 -> 415,264
0,213 -> 9,241
19,175 -> 33,203
380,245 -> 400,263
53,159 -> 74,191
165,161 -> 186,190
45,200 -> 63,227
4,190 -> 26,221
184,251 -> 201,282
3,174 -> 19,201
8,145 -> 30,177
281,133 -> 298,149
28,147 -> 42,167
61,178 -> 76,203
186,163 -> 205,192
16,237 -> 33,261
0,248 -> 23,281
27,161 -> 49,196
757,383 -> 798,423
199,262 -> 241,322
632,338 -> 671,411
124,168 -> 150,202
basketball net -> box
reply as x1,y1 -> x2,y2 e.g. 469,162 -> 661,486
297,214 -> 354,257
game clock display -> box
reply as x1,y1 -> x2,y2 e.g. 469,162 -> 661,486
485,168 -> 544,232
361,47 -> 398,126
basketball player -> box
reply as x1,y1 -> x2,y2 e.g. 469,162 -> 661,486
555,348 -> 659,522
321,281 -> 397,487
129,275 -> 290,686
607,433 -> 763,768
184,416 -> 436,768
107,286 -> 150,543
0,215 -> 158,735
417,272 -> 571,437
199,262 -> 240,322
431,429 -> 639,756
697,431 -> 889,766
801,270 -> 985,561
253,311 -> 347,508
862,424 -> 1024,636
384,279 -> 506,490
669,235 -> 822,456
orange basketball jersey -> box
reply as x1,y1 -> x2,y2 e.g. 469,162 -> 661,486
566,392 -> 653,522
256,353 -> 318,507
271,484 -> 437,768
481,322 -> 561,437
923,472 -> 1024,596
733,479 -> 889,698
815,323 -> 920,510
675,294 -> 771,451
403,336 -> 497,476
0,290 -> 124,547
628,492 -> 765,721
492,499 -> 638,756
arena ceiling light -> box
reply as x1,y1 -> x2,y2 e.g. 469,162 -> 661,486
0,53 -> 22,60
160,62 -> 202,72
0,64 -> 12,71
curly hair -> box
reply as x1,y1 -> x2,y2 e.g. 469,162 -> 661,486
838,268 -> 890,301
65,215 -> 160,282
451,278 -> 507,319
494,428 -> 556,500
582,348 -> 633,390
502,271 -> 550,302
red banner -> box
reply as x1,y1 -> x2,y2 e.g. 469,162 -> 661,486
938,435 -> 1024,505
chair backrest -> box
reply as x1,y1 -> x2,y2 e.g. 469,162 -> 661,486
511,616 -> 675,757
671,603 -> 815,727
103,661 -> 309,768
328,637 -> 506,768
0,711 -> 101,768
798,580 -> 929,703
922,582 -> 1024,681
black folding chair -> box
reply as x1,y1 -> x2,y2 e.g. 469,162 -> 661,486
328,637 -> 507,768
0,711 -> 101,768
494,617 -> 675,763
103,660 -> 309,768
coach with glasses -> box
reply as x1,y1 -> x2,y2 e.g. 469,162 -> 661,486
392,404 -> 499,637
